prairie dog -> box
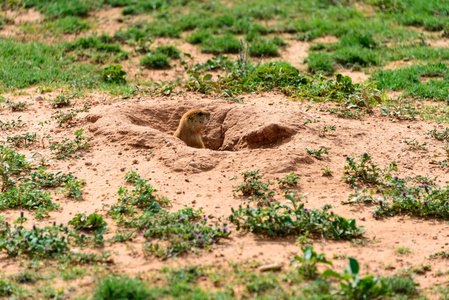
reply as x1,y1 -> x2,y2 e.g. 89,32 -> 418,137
174,109 -> 211,148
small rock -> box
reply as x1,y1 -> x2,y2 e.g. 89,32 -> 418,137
189,161 -> 197,168
360,217 -> 366,221
132,159 -> 139,165
166,142 -> 171,146
433,235 -> 438,240
120,167 -> 125,172
176,191 -> 182,194
85,161 -> 92,166
259,264 -> 281,272
35,95 -> 44,101
185,178 -> 190,182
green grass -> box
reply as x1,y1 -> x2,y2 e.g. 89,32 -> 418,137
201,34 -> 243,54
307,52 -> 335,74
0,39 -> 93,91
92,276 -> 152,300
248,39 -> 280,57
371,63 -> 449,100
23,0 -> 93,19
140,52 -> 171,69
21,16 -> 91,35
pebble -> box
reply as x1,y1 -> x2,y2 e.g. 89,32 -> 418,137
433,235 -> 438,240
35,96 -> 43,101
189,161 -> 197,167
259,264 -> 281,272
132,159 -> 139,165
85,161 -> 92,166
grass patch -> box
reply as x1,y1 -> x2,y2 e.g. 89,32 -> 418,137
0,39 -> 94,91
93,276 -> 152,300
307,52 -> 335,75
371,63 -> 449,100
201,34 -> 243,54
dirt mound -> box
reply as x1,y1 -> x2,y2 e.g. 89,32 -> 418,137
86,99 -> 304,152
83,98 -> 309,173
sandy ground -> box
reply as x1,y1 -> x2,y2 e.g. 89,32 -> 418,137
1,90 -> 449,291
2,6 -> 449,297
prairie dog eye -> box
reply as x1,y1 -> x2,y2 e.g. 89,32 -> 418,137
197,112 -> 203,116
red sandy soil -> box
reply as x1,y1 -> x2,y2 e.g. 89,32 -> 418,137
1,90 -> 449,292
2,7 -> 449,297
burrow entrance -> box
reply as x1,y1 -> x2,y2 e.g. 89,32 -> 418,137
88,100 -> 305,151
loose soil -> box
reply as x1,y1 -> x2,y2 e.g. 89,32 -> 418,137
1,6 -> 449,298
2,90 -> 449,293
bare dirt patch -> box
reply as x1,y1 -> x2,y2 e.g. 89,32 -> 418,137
428,37 -> 449,48
0,9 -> 42,39
2,90 -> 449,292
89,7 -> 125,36
279,40 -> 309,70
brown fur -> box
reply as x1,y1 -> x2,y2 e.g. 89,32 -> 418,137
174,109 -> 211,148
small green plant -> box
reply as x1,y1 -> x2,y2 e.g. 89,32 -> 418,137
0,146 -> 30,191
49,129 -> 89,159
290,245 -> 332,279
69,213 -> 108,233
153,45 -> 181,59
373,175 -> 449,220
111,171 -> 170,215
428,127 -> 449,141
321,166 -> 333,177
92,275 -> 152,300
307,52 -> 335,75
322,257 -> 390,299
248,39 -> 280,57
232,170 -> 274,200
277,172 -> 300,188
6,133 -> 37,148
342,153 -> 397,188
403,139 -> 427,150
380,98 -> 418,120
0,213 -> 69,258
319,125 -> 336,137
49,93 -> 72,108
7,101 -> 30,112
141,207 -> 231,259
343,188 -> 375,205
0,117 -> 27,131
60,177 -> 86,199
395,247 -> 412,255
430,251 -> 449,259
0,185 -> 59,219
140,53 -> 171,69
50,107 -> 90,126
229,192 -> 364,239
305,148 -> 328,160
25,167 -> 75,188
101,65 -> 127,83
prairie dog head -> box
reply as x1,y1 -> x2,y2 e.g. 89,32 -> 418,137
185,109 -> 211,132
